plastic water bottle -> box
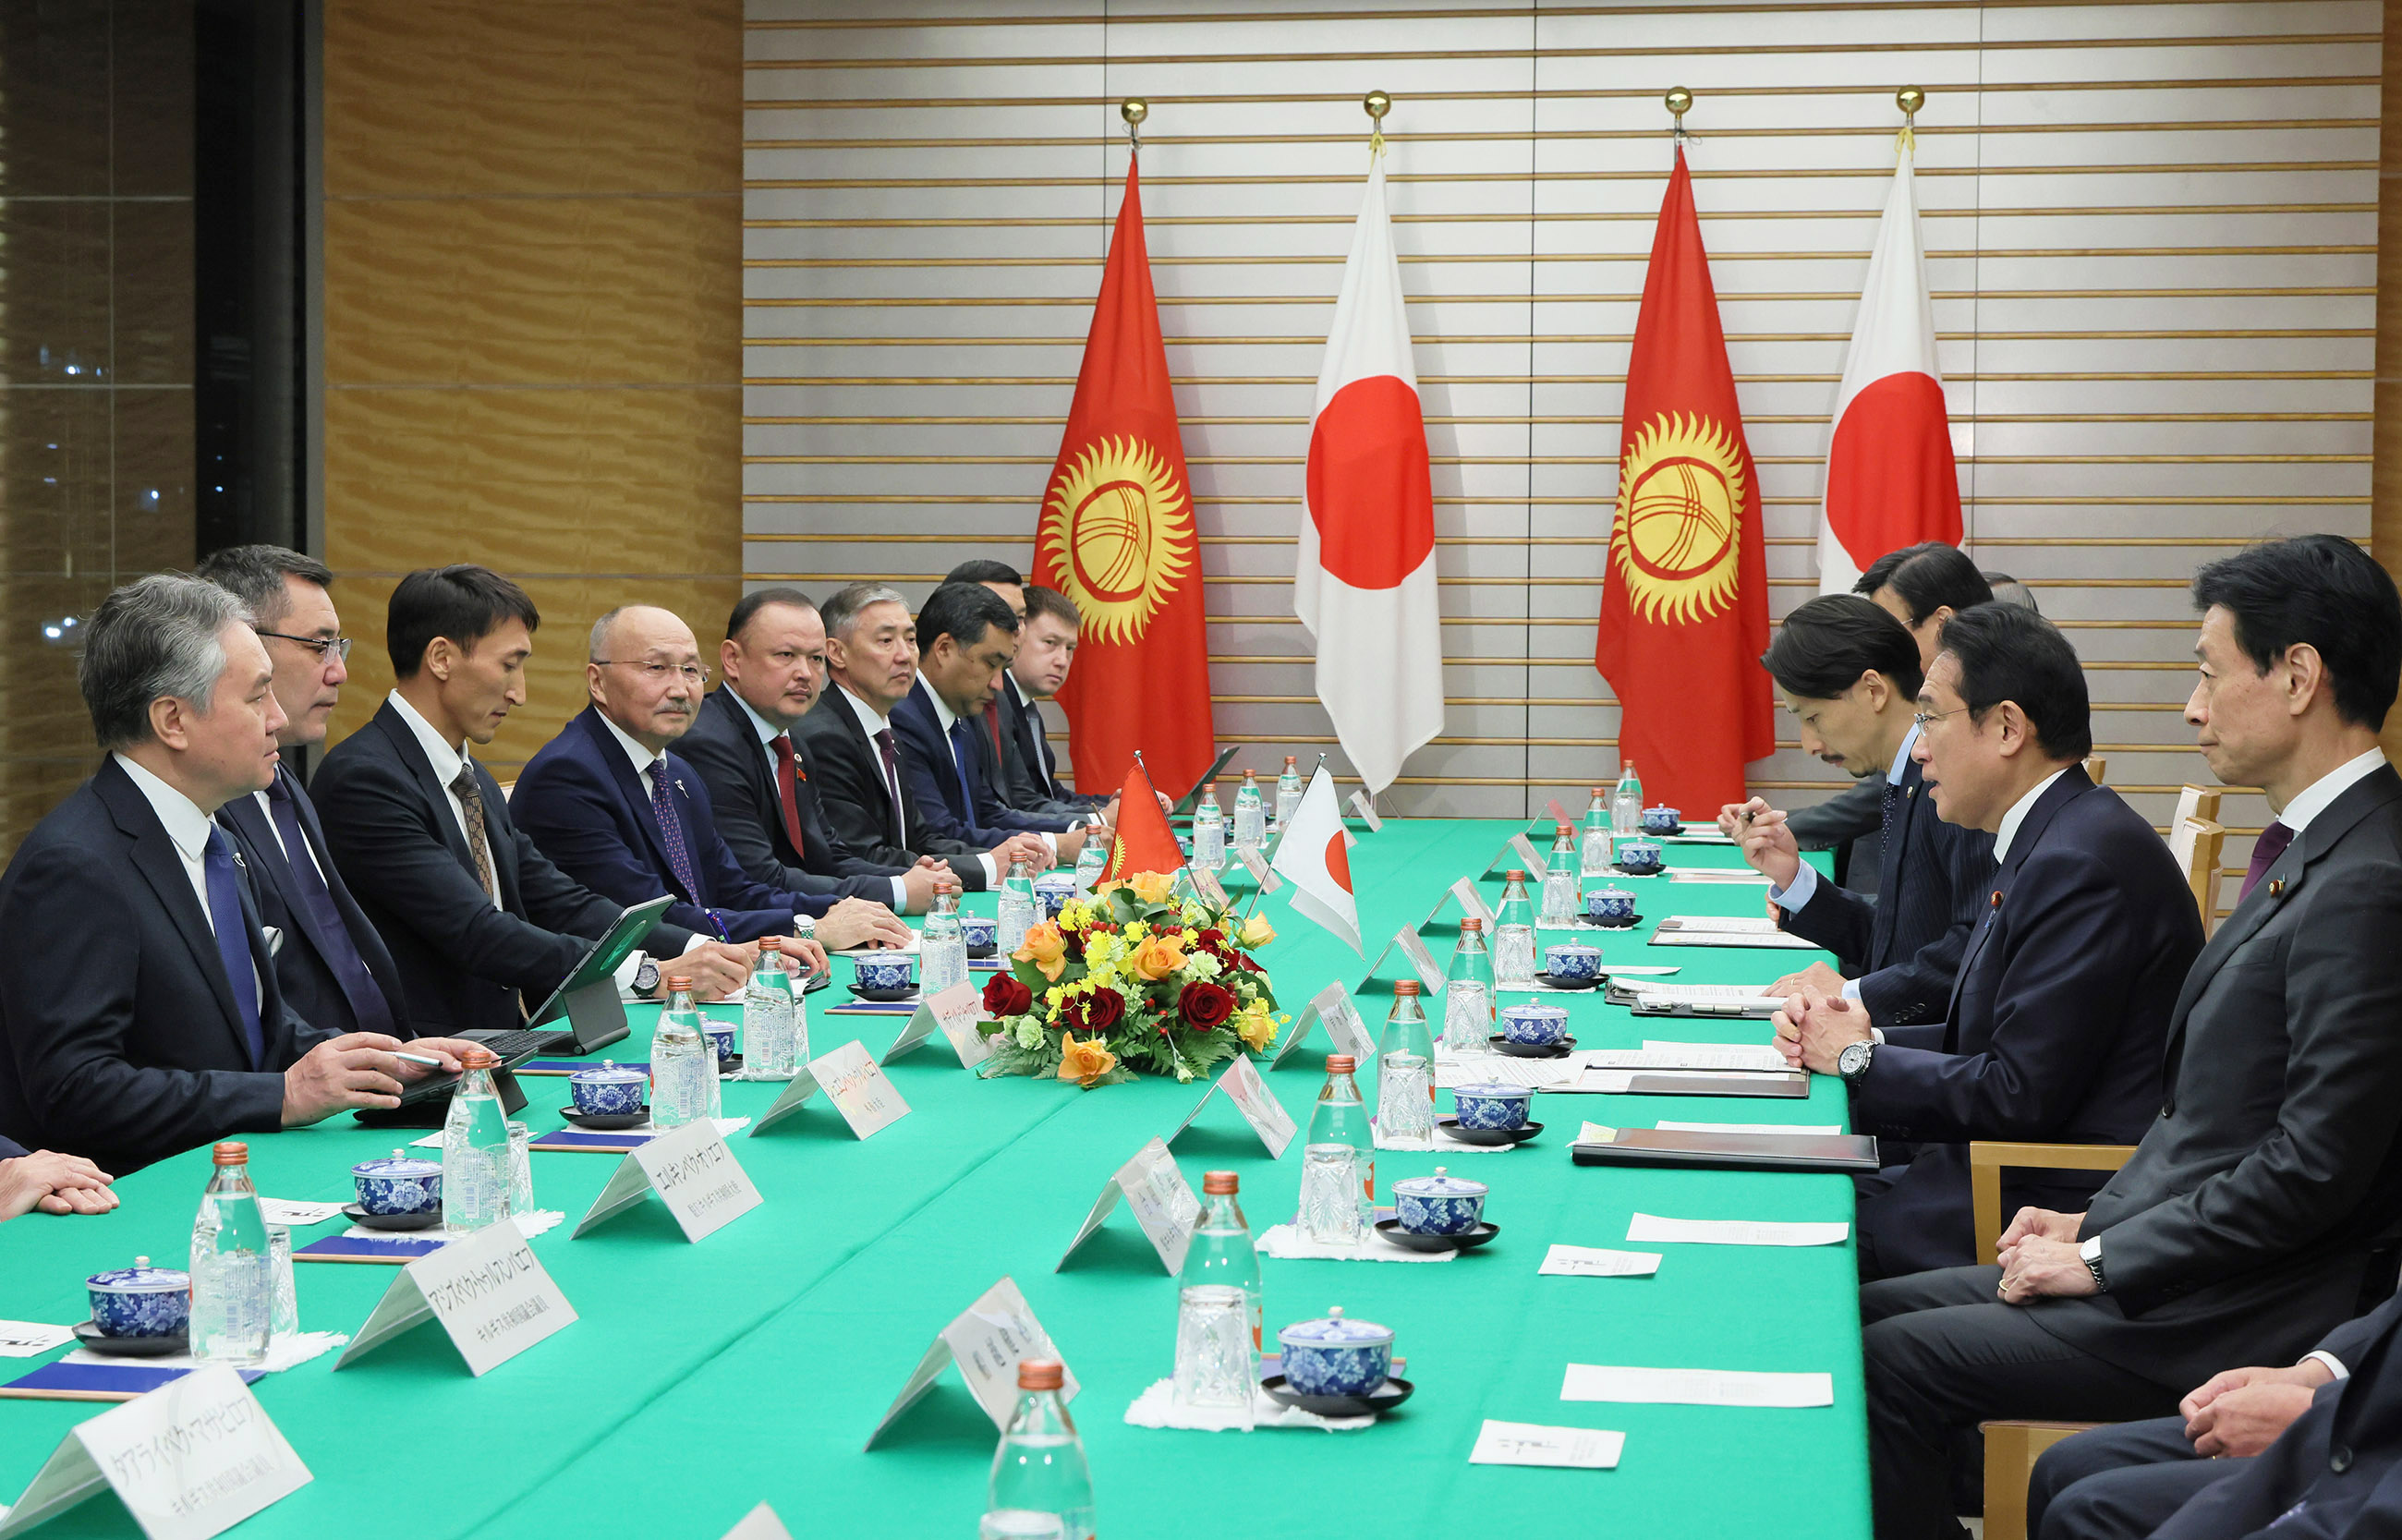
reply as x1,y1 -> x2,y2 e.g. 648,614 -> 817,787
1377,979 -> 1437,1146
1492,869 -> 1538,988
1443,917 -> 1495,1053
1298,1054 -> 1374,1244
1612,760 -> 1644,836
650,976 -> 715,1129
743,936 -> 799,1080
922,880 -> 968,996
1073,839 -> 1108,898
1273,756 -> 1303,832
986,1359 -> 1094,1540
998,855 -> 1039,957
440,1048 -> 515,1231
1540,822 -> 1581,926
1192,788 -> 1227,871
1173,1171 -> 1261,1422
1580,784 -> 1616,877
1232,770 -> 1266,861
1180,1170 -> 1262,1349
189,1142 -> 272,1366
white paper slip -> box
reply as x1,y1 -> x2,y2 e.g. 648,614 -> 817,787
1538,1245 -> 1663,1279
1470,1419 -> 1627,1469
62,1332 -> 348,1376
1589,1046 -> 1789,1073
1662,914 -> 1781,932
1656,1122 -> 1845,1136
1594,965 -> 1681,977
1667,868 -> 1772,884
1560,1364 -> 1835,1409
257,1198 -> 348,1228
1436,1055 -> 1579,1091
1626,1212 -> 1850,1247
1658,830 -> 1735,844
1649,928 -> 1820,951
1255,1222 -> 1455,1264
0,1321 -> 76,1358
1618,983 -> 1782,1007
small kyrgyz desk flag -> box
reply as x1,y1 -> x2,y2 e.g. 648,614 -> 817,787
1035,161 -> 1217,799
1270,762 -> 1362,956
1098,757 -> 1185,881
1816,141 -> 1961,594
1593,147 -> 1774,814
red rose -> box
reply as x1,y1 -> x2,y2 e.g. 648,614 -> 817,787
1179,979 -> 1237,1031
1069,987 -> 1126,1036
982,973 -> 1033,1017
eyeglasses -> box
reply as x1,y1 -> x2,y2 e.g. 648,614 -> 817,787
257,630 -> 352,662
1911,706 -> 1972,730
596,660 -> 710,686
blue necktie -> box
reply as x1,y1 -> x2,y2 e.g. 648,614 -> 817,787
947,717 -> 979,816
202,827 -> 265,1067
262,777 -> 395,1037
649,767 -> 702,902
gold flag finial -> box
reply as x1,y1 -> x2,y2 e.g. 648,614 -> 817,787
1121,97 -> 1147,152
1895,86 -> 1924,156
1665,86 -> 1693,143
1365,90 -> 1391,158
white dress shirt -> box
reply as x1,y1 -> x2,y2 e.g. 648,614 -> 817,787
1768,723 -> 1923,1009
385,690 -> 501,912
730,690 -> 910,912
839,683 -> 997,886
1004,673 -> 1099,825
1993,767 -> 2071,865
115,753 -> 262,1000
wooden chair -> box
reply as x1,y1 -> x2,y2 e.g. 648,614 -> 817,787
2168,817 -> 2226,934
1972,1140 -> 2140,1540
497,780 -> 516,802
2171,784 -> 2221,828
2081,755 -> 2107,786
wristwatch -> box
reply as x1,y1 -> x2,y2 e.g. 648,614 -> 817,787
632,956 -> 661,996
2080,1235 -> 2110,1293
1836,1039 -> 1875,1085
792,915 -> 817,940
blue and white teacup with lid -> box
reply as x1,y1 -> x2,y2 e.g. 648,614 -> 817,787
961,915 -> 999,955
853,952 -> 915,993
1033,872 -> 1079,918
702,1016 -> 737,1065
1392,1167 -> 1489,1236
1586,884 -> 1638,924
1452,1082 -> 1535,1132
1616,839 -> 1664,874
1500,1002 -> 1570,1047
1276,1305 -> 1394,1397
1543,941 -> 1602,980
1642,804 -> 1683,834
570,1059 -> 648,1117
86,1255 -> 190,1339
352,1147 -> 443,1215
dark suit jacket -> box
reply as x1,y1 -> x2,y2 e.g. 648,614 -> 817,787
997,677 -> 1105,817
1778,752 -> 1993,1027
0,1136 -> 24,1161
677,688 -> 903,903
794,687 -> 990,891
216,764 -> 409,1038
1847,769 -> 2202,1278
2022,763 -> 2402,1390
314,700 -> 694,1037
891,677 -> 1075,842
512,705 -> 832,942
1789,770 -> 1886,895
0,757 -> 332,1173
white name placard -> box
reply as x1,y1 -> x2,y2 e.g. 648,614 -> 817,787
1357,925 -> 1447,996
572,1117 -> 762,1242
1417,877 -> 1496,933
1346,790 -> 1384,831
1238,847 -> 1283,892
719,1503 -> 794,1540
1273,981 -> 1377,1070
880,981 -> 984,1066
1185,864 -> 1230,908
334,1217 -> 576,1377
814,1039 -> 912,1139
1055,1137 -> 1202,1274
1170,1052 -> 1296,1158
865,1277 -> 1077,1449
0,1365 -> 309,1540
1509,832 -> 1549,879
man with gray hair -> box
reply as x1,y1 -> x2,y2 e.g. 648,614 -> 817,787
0,575 -> 479,1173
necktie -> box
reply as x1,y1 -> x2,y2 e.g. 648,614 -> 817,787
947,716 -> 979,815
1879,777 -> 1903,847
648,766 -> 703,901
2239,819 -> 2294,903
450,767 -> 500,903
262,778 -> 395,1037
987,703 -> 1005,769
769,735 -> 807,859
202,828 -> 265,1067
873,727 -> 905,843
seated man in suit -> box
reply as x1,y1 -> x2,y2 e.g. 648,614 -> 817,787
0,1139 -> 117,1221
891,583 -> 1102,861
196,545 -> 409,1038
512,603 -> 907,952
796,583 -> 1052,891
1851,534 -> 2402,1540
997,583 -> 1117,823
681,587 -> 949,914
316,566 -> 757,1037
1775,604 -> 2202,1282
1722,595 -> 1992,1032
0,576 -> 477,1173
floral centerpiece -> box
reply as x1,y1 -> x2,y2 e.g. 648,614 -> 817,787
978,871 -> 1282,1086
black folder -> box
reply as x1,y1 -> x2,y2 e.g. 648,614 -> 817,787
1571,1126 -> 1879,1173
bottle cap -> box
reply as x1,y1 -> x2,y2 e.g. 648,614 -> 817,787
758,935 -> 782,954
1285,756 -> 1298,767
457,1047 -> 501,1070
1017,1358 -> 1065,1391
1507,868 -> 1527,881
211,1141 -> 249,1165
1203,1170 -> 1239,1195
1591,786 -> 1607,796
1461,916 -> 1484,931
1556,822 -> 1572,837
1326,1053 -> 1357,1073
666,974 -> 693,990
1393,979 -> 1422,996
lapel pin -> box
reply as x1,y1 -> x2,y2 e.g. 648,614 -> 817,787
1990,890 -> 2003,908
2268,878 -> 2286,897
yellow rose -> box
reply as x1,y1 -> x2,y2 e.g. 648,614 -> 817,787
1237,1003 -> 1278,1053
1240,916 -> 1278,949
1015,921 -> 1067,981
1056,1033 -> 1118,1088
1130,932 -> 1187,982
1130,870 -> 1177,905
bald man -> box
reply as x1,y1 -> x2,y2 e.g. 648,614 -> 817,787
511,604 -> 907,954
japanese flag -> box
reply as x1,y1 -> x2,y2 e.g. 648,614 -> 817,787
1268,763 -> 1361,956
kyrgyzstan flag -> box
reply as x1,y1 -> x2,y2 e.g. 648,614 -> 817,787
1268,761 -> 1361,955
1098,757 -> 1185,881
1816,143 -> 1961,593
1034,161 -> 1217,797
1295,152 -> 1444,796
1593,147 -> 1774,814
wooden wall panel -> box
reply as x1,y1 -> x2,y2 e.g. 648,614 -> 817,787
321,0 -> 743,774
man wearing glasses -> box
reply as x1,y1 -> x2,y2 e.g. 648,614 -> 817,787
511,604 -> 911,952
196,546 -> 410,1039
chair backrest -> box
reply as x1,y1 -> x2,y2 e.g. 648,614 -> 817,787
497,779 -> 516,802
2178,816 -> 2226,931
2081,755 -> 2107,786
2172,784 -> 2221,827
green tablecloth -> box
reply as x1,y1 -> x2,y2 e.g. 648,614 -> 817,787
0,819 -> 1867,1539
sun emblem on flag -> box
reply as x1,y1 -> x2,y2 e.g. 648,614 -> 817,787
1608,411 -> 1747,624
1037,434 -> 1196,646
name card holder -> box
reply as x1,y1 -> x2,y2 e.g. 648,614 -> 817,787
1238,847 -> 1283,893
1271,981 -> 1377,1070
1346,791 -> 1384,831
1168,1053 -> 1297,1158
573,1118 -> 763,1242
1056,1137 -> 1202,1273
1356,925 -> 1447,996
1417,877 -> 1496,933
865,1278 -> 1076,1450
719,1505 -> 795,1540
1182,864 -> 1231,908
334,1218 -> 576,1377
749,1040 -> 912,1140
880,981 -> 987,1068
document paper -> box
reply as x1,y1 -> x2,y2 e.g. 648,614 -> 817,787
1627,1212 -> 1850,1247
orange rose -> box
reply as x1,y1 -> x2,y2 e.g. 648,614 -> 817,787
1130,870 -> 1177,905
1056,1033 -> 1118,1088
1130,932 -> 1187,982
1015,921 -> 1067,981
1237,1004 -> 1278,1053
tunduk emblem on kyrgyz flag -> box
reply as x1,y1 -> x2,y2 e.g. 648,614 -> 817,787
1610,410 -> 1748,625
1037,433 -> 1196,647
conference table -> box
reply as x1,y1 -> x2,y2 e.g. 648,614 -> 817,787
0,819 -> 1867,1539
